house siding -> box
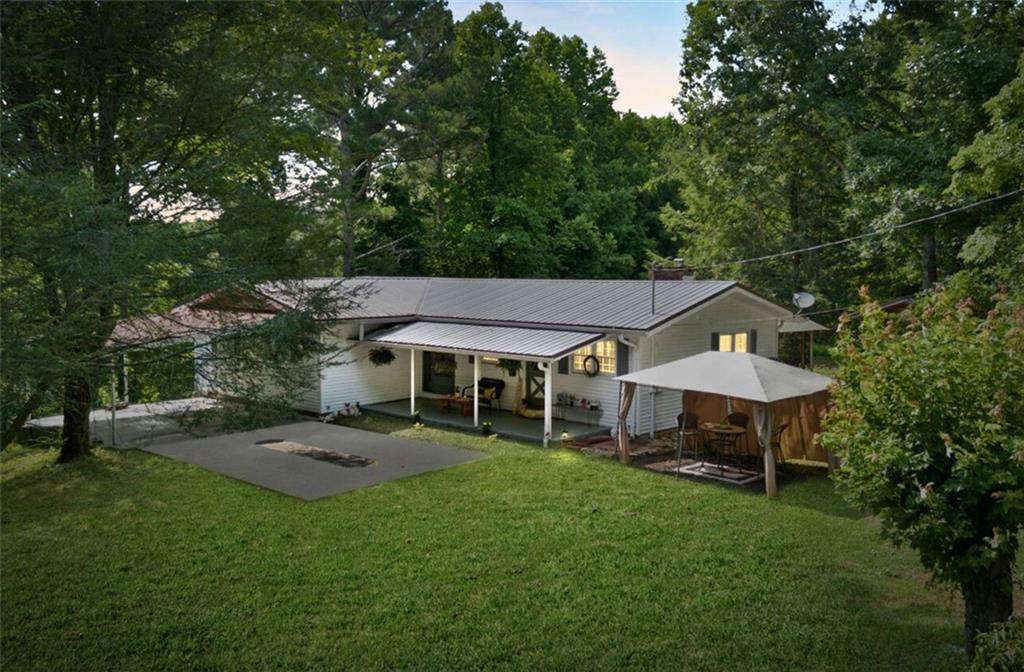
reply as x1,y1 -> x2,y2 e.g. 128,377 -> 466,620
633,291 -> 784,435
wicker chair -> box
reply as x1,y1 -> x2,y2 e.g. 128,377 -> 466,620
676,411 -> 701,458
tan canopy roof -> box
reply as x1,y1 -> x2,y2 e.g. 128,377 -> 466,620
616,351 -> 831,404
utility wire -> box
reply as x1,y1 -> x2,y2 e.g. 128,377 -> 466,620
687,189 -> 1022,272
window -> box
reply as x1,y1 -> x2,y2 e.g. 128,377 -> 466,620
572,339 -> 617,375
718,331 -> 749,353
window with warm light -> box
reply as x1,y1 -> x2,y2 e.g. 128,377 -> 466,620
572,339 -> 616,375
718,331 -> 749,353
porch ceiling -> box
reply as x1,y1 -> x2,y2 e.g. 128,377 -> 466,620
365,321 -> 603,361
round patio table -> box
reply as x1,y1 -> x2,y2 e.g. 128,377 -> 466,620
700,422 -> 746,475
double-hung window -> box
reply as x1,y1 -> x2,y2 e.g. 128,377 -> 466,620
571,339 -> 617,375
717,331 -> 749,353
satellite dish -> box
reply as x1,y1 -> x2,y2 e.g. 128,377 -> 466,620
792,291 -> 816,312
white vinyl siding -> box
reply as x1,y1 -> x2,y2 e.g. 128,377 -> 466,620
632,291 -> 784,435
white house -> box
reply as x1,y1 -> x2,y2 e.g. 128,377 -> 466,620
195,276 -> 795,447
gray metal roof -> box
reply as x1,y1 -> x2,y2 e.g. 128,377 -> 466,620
261,276 -> 741,332
366,321 -> 603,360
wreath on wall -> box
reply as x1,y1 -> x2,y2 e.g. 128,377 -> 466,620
581,354 -> 600,377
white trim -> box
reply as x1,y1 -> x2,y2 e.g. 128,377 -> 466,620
543,363 -> 553,447
409,348 -> 417,416
473,355 -> 481,427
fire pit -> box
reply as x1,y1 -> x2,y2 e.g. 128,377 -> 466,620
253,439 -> 375,467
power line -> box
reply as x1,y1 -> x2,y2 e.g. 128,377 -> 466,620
687,189 -> 1022,272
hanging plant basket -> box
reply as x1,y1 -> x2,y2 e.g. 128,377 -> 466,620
368,346 -> 397,367
431,353 -> 457,376
496,358 -> 521,377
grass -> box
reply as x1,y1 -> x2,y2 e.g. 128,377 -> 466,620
1,416 -> 965,671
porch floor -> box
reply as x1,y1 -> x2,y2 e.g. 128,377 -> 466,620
363,398 -> 612,443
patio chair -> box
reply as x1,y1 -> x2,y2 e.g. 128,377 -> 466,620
676,412 -> 701,459
462,377 -> 506,411
767,423 -> 789,469
726,411 -> 750,466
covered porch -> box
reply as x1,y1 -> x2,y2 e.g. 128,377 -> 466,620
366,321 -> 614,446
363,397 -> 611,443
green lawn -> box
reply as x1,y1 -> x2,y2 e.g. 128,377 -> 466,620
1,417 -> 964,671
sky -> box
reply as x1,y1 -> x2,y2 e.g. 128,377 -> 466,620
449,1 -> 875,118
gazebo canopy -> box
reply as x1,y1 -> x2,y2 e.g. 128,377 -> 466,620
615,351 -> 831,403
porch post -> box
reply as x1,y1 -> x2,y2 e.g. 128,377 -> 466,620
543,361 -> 553,447
473,354 -> 481,427
409,348 -> 417,416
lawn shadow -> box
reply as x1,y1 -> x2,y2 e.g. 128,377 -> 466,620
821,558 -> 964,670
774,463 -> 866,520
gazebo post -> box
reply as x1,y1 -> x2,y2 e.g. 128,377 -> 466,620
764,445 -> 777,498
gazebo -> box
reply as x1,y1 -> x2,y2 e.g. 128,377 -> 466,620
615,351 -> 832,496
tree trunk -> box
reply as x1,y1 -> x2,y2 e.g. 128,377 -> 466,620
789,174 -> 802,289
58,375 -> 92,462
962,552 -> 1014,659
921,227 -> 937,290
433,150 -> 446,228
1,385 -> 47,450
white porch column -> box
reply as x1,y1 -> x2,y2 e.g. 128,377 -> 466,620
543,361 -> 553,447
473,354 -> 481,427
409,348 -> 417,416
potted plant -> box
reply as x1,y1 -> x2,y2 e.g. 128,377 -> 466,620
496,358 -> 521,377
481,420 -> 493,436
368,346 -> 396,367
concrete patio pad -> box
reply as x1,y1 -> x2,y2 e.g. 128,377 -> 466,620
141,421 -> 485,500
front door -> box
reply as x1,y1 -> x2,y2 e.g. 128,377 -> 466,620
423,351 -> 456,395
525,362 -> 545,410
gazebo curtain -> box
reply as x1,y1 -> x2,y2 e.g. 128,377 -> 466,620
681,390 -> 829,462
616,381 -> 636,463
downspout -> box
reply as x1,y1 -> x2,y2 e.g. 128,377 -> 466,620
649,338 -> 656,438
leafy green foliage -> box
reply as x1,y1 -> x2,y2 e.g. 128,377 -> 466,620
820,279 -> 1024,648
667,0 -> 1024,313
968,617 -> 1024,672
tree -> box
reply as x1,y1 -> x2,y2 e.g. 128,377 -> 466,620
671,0 -> 853,303
843,1 -> 1024,292
948,53 -> 1024,293
820,281 -> 1024,657
0,2 -> 336,458
287,0 -> 454,277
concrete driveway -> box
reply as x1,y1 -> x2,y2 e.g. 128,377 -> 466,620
142,421 -> 485,500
